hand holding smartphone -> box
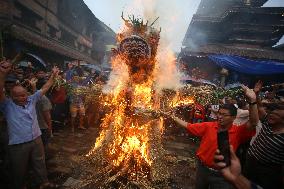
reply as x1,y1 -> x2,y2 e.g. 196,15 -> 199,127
217,130 -> 231,166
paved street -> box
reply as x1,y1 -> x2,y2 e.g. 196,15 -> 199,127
0,122 -> 198,189
45,124 -> 198,189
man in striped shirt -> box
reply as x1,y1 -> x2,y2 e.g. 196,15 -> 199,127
244,103 -> 284,189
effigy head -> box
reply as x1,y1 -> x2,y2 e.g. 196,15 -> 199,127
119,35 -> 151,61
114,14 -> 161,84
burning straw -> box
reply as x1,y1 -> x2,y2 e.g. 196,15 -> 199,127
72,15 -> 171,189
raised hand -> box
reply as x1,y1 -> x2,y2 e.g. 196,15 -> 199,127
0,59 -> 12,76
51,66 -> 60,77
253,80 -> 263,94
29,77 -> 38,88
241,85 -> 256,103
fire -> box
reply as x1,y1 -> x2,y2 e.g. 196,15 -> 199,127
119,133 -> 152,166
132,83 -> 154,109
84,14 -> 171,188
89,82 -> 155,168
170,93 -> 195,107
87,62 -> 158,182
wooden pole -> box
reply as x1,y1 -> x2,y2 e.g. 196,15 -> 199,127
0,30 -> 4,61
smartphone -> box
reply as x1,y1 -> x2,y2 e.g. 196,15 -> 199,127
217,130 -> 231,166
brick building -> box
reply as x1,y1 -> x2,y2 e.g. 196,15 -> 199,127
0,0 -> 115,66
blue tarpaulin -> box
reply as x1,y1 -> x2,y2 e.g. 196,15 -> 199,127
209,55 -> 284,75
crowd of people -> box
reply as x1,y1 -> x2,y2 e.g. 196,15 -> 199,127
168,82 -> 284,189
0,58 -> 284,189
0,59 -> 105,189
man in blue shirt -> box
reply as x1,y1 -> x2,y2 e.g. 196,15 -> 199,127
65,62 -> 74,82
69,75 -> 86,132
0,60 -> 59,189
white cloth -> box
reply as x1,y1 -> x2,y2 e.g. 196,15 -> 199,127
209,105 -> 219,119
233,109 -> 249,126
250,121 -> 262,146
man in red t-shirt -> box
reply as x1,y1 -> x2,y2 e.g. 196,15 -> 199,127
50,81 -> 68,127
169,86 -> 258,189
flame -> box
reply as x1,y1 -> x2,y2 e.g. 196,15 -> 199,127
86,12 -> 178,185
170,92 -> 195,107
87,54 -> 156,172
132,83 -> 154,109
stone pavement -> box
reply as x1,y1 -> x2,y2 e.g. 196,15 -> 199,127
45,124 -> 197,189
0,124 -> 198,189
46,126 -> 100,187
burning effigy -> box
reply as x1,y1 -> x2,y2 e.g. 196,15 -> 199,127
76,14 -> 172,189
70,13 -> 245,189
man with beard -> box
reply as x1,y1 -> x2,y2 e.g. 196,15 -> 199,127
168,86 -> 258,189
0,60 -> 59,189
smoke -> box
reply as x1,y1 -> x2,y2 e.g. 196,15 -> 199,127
184,28 -> 208,51
104,0 -> 201,92
120,0 -> 197,52
154,44 -> 183,92
143,0 -> 183,92
103,58 -> 129,94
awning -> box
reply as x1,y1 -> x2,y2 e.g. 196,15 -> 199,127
209,54 -> 284,75
181,44 -> 284,61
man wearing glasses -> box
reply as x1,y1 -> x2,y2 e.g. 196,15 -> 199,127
169,86 -> 258,189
